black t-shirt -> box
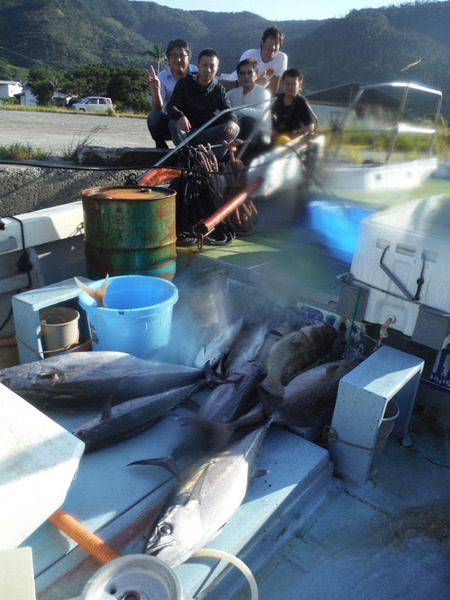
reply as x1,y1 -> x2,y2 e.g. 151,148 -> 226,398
167,74 -> 236,129
272,93 -> 315,134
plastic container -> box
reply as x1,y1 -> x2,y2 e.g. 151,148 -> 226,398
40,306 -> 80,355
78,275 -> 178,358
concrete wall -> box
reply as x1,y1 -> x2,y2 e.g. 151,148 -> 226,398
0,165 -> 136,216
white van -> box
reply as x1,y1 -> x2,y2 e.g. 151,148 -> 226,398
72,97 -> 114,113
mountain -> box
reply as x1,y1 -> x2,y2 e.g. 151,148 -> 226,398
0,0 -> 449,115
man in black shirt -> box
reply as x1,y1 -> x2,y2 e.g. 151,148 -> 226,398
167,48 -> 239,147
272,68 -> 317,139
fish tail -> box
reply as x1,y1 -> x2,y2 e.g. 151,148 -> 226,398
127,456 -> 179,479
98,274 -> 110,308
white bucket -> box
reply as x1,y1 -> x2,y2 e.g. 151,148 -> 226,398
40,306 -> 80,355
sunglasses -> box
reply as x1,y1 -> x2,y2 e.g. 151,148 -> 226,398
238,70 -> 255,76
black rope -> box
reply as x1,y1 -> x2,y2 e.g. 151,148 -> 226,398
4,216 -> 33,290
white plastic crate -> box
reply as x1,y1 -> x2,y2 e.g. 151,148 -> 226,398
350,194 -> 450,336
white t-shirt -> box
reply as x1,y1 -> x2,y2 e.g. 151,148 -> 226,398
226,84 -> 272,135
228,48 -> 288,81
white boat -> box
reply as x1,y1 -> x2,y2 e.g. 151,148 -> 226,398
317,81 -> 442,192
0,100 -> 448,600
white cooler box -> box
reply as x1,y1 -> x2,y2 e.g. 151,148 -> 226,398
337,194 -> 450,347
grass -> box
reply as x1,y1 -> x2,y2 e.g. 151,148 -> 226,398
324,125 -> 449,161
0,143 -> 52,161
0,103 -> 146,118
61,125 -> 105,161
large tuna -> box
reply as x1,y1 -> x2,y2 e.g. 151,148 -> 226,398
135,424 -> 270,567
0,352 -> 203,408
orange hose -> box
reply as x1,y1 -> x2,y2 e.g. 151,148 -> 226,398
50,509 -> 119,564
0,337 -> 17,347
138,167 -> 182,187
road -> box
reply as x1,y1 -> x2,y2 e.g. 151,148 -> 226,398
0,109 -> 154,154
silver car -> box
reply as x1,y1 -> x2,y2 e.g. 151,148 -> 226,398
72,96 -> 114,113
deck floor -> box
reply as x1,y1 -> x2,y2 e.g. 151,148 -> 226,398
233,414 -> 450,600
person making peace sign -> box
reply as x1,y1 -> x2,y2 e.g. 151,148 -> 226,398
146,39 -> 197,148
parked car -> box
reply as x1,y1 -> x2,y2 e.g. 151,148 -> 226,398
72,96 -> 114,112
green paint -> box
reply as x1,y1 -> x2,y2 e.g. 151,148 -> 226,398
82,186 -> 177,280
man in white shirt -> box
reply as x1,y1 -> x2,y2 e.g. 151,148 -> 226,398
146,39 -> 197,148
222,26 -> 288,95
226,58 -> 272,143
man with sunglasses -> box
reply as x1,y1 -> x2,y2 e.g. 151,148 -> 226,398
226,58 -> 272,143
146,39 -> 197,148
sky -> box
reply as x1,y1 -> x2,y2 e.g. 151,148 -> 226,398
138,1 -> 409,21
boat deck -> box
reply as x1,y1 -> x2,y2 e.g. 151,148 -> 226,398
6,190 -> 450,598
232,414 -> 450,600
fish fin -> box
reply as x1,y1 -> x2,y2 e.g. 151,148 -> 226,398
204,360 -> 242,387
101,398 -> 112,421
258,384 -> 282,409
37,369 -> 64,384
178,397 -> 200,411
98,274 -> 110,308
269,328 -> 284,337
74,277 -> 97,301
127,456 -> 180,479
189,465 -> 210,504
180,416 -> 235,448
254,469 -> 269,478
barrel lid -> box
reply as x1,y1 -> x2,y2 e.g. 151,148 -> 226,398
82,186 -> 172,201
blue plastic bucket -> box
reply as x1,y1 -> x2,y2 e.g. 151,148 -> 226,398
78,275 -> 178,358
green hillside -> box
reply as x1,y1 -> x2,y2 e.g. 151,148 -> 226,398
0,0 -> 448,115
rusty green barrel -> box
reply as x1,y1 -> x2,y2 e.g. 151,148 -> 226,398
82,186 -> 176,280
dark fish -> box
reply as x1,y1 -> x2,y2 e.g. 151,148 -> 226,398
261,322 -> 337,397
74,384 -> 198,451
206,359 -> 359,439
0,352 -> 203,408
200,361 -> 262,423
224,322 -> 269,375
278,359 -> 358,426
184,361 -> 263,447
138,424 -> 270,567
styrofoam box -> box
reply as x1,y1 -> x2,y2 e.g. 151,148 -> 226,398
350,194 -> 450,336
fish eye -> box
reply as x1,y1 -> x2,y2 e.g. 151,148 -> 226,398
158,522 -> 172,536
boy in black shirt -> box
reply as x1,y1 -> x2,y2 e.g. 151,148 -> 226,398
167,48 -> 239,147
272,68 -> 317,139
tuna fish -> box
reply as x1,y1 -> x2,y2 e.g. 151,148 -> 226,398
74,384 -> 198,451
205,359 -> 359,439
261,322 -> 337,397
224,322 -> 269,375
0,352 -> 203,408
183,361 -> 263,447
138,423 -> 270,566
194,318 -> 244,369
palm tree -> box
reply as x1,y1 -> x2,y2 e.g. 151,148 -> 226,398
146,43 -> 166,72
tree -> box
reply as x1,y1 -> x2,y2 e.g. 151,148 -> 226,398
146,43 -> 166,72
28,64 -> 58,105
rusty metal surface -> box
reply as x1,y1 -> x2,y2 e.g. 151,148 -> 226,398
82,186 -> 176,280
